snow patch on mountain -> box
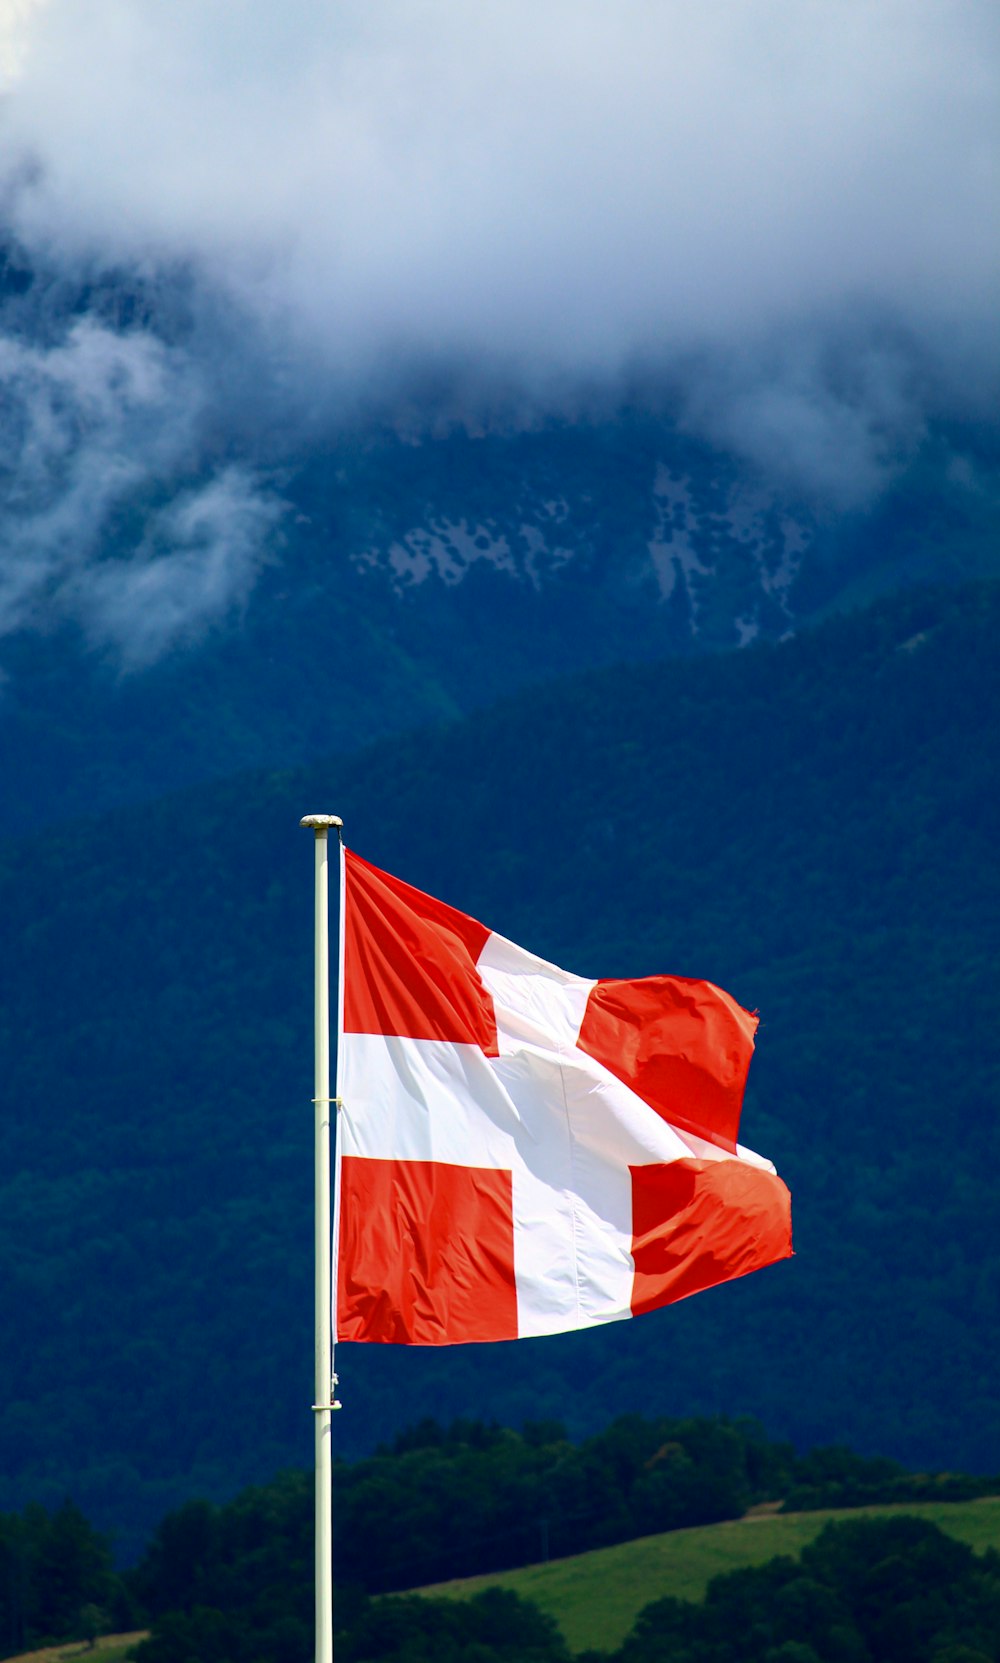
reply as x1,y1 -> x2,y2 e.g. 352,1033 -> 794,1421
378,519 -> 517,588
646,467 -> 709,599
644,463 -> 811,632
350,452 -> 816,644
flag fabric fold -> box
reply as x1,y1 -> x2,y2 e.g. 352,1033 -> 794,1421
336,848 -> 792,1346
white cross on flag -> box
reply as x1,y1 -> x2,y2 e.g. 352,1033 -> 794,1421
335,849 -> 792,1346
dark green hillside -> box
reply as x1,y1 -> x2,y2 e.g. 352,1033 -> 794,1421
121,1427 -> 1000,1663
0,581 -> 997,1551
125,1507 -> 1000,1663
5,1415 -> 980,1658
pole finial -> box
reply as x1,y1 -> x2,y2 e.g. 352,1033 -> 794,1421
300,814 -> 344,832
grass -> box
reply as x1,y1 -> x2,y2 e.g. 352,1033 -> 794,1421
4,1632 -> 147,1663
419,1496 -> 1000,1654
10,1497 -> 1000,1661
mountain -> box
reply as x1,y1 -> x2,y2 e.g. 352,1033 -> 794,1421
2,236 -> 999,836
0,579 -> 996,1556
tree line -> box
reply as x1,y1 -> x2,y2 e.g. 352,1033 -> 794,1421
2,1414 -> 996,1658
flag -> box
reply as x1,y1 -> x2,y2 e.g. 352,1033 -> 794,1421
335,848 -> 792,1346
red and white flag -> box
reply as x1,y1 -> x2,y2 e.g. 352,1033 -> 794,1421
335,849 -> 792,1346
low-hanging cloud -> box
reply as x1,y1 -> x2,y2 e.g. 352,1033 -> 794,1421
71,465 -> 283,668
0,316 -> 282,665
0,1 -> 998,543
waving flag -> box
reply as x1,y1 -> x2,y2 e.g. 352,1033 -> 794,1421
335,849 -> 791,1346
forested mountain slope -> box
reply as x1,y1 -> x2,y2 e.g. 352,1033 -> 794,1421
0,580 -> 996,1552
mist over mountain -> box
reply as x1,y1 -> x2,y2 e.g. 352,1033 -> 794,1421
0,2 -> 997,775
1,228 -> 997,835
4,3 -> 997,413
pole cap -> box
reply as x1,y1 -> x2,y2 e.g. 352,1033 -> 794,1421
299,814 -> 344,831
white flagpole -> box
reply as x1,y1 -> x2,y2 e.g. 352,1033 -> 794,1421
300,813 -> 343,1663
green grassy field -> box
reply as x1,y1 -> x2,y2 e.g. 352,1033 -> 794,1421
420,1497 -> 1000,1654
6,1635 -> 147,1663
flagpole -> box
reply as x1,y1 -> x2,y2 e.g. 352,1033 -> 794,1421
300,813 -> 343,1663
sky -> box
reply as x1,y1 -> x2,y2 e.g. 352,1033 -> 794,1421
0,0 -> 997,660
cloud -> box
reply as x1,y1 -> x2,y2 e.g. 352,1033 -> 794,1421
71,466 -> 283,667
1,1 -> 998,506
0,0 -> 45,87
668,317 -> 943,510
0,317 -> 282,663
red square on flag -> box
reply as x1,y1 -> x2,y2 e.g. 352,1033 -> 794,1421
337,1157 -> 518,1345
630,1158 -> 791,1316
